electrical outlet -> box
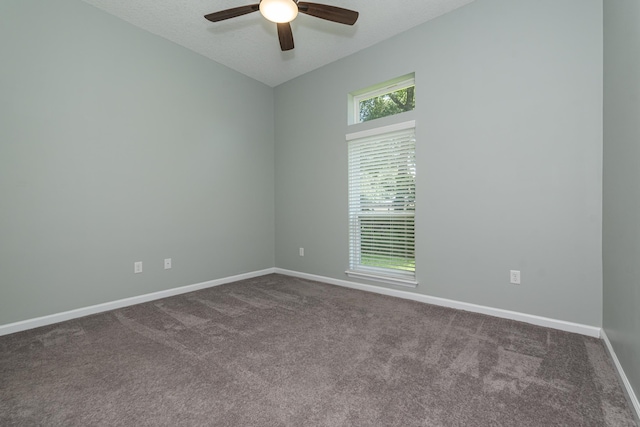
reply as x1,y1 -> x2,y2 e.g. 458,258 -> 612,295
299,248 -> 304,257
164,258 -> 172,269
134,261 -> 143,274
510,270 -> 521,285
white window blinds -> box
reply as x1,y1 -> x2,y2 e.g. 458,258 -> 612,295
347,121 -> 416,285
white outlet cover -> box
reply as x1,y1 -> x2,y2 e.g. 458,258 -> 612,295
164,258 -> 172,269
510,270 -> 521,285
134,262 -> 143,274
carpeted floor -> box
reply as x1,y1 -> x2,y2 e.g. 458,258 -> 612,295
0,274 -> 636,426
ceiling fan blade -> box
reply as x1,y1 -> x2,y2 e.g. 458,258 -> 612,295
297,2 -> 359,25
204,4 -> 260,22
277,22 -> 295,51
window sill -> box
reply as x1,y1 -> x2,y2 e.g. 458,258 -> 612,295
345,270 -> 418,288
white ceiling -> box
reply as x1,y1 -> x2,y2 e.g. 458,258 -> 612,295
81,0 -> 476,87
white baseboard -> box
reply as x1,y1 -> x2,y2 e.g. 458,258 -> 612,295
0,268 -> 276,337
0,266 -> 602,340
602,330 -> 640,422
274,268 -> 602,338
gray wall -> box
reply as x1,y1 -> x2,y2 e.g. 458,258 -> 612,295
0,0 -> 275,325
603,0 -> 640,406
0,0 -> 609,333
275,0 -> 603,326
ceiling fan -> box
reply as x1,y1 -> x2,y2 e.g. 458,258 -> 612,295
204,0 -> 359,51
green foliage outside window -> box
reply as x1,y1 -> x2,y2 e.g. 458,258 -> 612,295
359,86 -> 415,122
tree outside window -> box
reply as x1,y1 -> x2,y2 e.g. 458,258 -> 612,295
359,86 -> 415,122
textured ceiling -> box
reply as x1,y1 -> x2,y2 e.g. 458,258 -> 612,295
81,0 -> 476,87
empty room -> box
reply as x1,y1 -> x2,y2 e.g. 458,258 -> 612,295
1,0 -> 639,425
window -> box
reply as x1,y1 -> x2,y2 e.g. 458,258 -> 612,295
351,74 -> 415,124
346,121 -> 417,287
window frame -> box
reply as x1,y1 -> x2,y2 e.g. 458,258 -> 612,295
352,76 -> 416,124
345,120 -> 418,288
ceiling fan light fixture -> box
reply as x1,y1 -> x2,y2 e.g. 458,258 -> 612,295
259,0 -> 298,23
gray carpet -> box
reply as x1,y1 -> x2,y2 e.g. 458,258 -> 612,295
0,274 -> 636,426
